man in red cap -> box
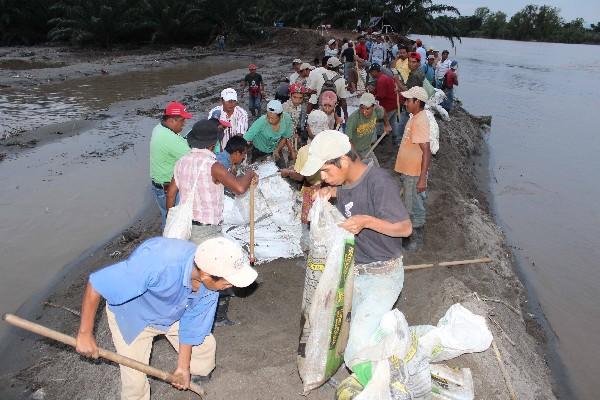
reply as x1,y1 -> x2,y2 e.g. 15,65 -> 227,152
283,83 -> 308,145
415,39 -> 427,66
149,101 -> 193,226
241,64 -> 264,117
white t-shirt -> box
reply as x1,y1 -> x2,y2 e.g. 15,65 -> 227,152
307,68 -> 349,105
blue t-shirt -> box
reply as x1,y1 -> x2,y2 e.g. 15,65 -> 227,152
216,151 -> 232,170
90,237 -> 218,345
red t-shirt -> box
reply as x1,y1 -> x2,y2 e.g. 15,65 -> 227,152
374,74 -> 396,112
444,69 -> 458,89
355,43 -> 368,60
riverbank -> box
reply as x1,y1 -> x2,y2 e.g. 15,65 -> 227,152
0,31 -> 557,399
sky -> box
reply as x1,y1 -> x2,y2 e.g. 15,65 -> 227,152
450,0 -> 600,24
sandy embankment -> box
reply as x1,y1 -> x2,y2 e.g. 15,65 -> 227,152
0,29 -> 557,399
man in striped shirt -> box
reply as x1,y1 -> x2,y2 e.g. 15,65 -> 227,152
207,88 -> 248,152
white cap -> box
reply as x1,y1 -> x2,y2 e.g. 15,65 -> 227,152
221,88 -> 237,102
327,57 -> 342,68
328,39 -> 336,45
359,93 -> 377,107
293,58 -> 303,64
267,99 -> 283,114
300,130 -> 352,176
306,110 -> 329,136
299,62 -> 311,70
194,237 -> 257,287
401,86 -> 429,102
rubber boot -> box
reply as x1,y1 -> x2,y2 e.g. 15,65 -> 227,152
404,227 -> 424,252
214,296 -> 238,327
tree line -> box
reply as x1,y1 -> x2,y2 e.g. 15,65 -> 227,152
1,0 -> 598,47
428,5 -> 600,44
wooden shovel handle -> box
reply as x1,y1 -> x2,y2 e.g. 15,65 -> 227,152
2,313 -> 205,398
249,183 -> 256,263
404,257 -> 493,271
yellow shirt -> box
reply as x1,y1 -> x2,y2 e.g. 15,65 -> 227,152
394,58 -> 410,83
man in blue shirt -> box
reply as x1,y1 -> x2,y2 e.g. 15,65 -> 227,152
215,135 -> 249,171
75,236 -> 257,399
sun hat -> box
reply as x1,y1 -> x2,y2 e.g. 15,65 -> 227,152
401,86 -> 429,102
289,83 -> 306,94
194,237 -> 257,288
300,130 -> 351,176
186,119 -> 221,149
221,88 -> 238,102
326,57 -> 342,68
164,102 -> 192,119
266,99 -> 283,114
319,91 -> 337,107
359,93 -> 377,107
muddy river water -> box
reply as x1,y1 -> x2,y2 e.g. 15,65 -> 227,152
0,55 -> 250,342
413,35 -> 600,399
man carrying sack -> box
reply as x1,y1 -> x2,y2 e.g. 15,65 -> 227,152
299,130 -> 412,380
75,236 -> 257,400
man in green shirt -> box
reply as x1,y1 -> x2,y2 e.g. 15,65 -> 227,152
149,102 -> 193,226
344,93 -> 391,166
243,99 -> 295,165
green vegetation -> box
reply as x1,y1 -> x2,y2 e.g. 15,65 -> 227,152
1,0 -> 596,47
427,5 -> 600,44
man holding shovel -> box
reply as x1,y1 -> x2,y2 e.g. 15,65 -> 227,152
367,63 -> 402,146
75,236 -> 257,400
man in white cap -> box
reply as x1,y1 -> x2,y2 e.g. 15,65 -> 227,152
394,86 -> 431,251
291,62 -> 311,86
324,38 -> 338,58
207,88 -> 248,152
299,130 -> 412,376
289,58 -> 303,83
344,92 -> 391,166
306,56 -> 349,121
244,99 -> 295,164
75,236 -> 257,400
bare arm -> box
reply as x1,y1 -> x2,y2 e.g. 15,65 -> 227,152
75,282 -> 102,358
340,98 -> 349,121
273,137 -> 288,159
339,215 -> 413,237
211,162 -> 256,195
417,142 -> 431,192
171,344 -> 193,390
280,168 -> 304,182
166,177 -> 178,210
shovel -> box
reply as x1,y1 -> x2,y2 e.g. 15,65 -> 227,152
2,313 -> 206,398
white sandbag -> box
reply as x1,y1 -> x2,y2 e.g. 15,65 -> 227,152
413,303 -> 493,363
427,89 -> 450,121
163,170 -> 201,240
426,110 -> 440,155
298,196 -> 356,394
221,160 -> 303,263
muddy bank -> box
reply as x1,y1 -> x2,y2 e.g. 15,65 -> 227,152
0,30 -> 556,399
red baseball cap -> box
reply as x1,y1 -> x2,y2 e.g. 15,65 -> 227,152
210,109 -> 232,128
164,102 -> 192,119
289,83 -> 306,94
409,52 -> 421,62
248,63 -> 257,70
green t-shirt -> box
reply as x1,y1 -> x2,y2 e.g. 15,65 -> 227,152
243,112 -> 293,153
345,106 -> 385,155
149,123 -> 190,183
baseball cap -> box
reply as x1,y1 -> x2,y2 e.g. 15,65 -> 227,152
299,62 -> 311,70
450,60 -> 458,69
401,86 -> 429,102
326,57 -> 342,68
194,237 -> 257,288
368,63 -> 381,73
300,130 -> 351,176
328,39 -> 336,45
427,54 -> 435,59
221,88 -> 238,102
289,83 -> 306,94
187,119 -> 221,149
209,109 -> 232,127
248,63 -> 257,70
409,52 -> 421,62
359,93 -> 377,107
428,47 -> 437,52
306,110 -> 329,136
292,58 -> 303,64
164,102 -> 192,119
267,99 -> 283,114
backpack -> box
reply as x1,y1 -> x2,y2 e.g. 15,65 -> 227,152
320,72 -> 341,96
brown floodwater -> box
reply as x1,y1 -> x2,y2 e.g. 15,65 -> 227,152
0,55 -> 250,341
416,35 -> 600,400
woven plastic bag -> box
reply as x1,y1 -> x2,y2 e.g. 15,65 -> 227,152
298,196 -> 355,394
163,171 -> 200,240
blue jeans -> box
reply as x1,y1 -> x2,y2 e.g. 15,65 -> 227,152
378,109 -> 407,146
441,88 -> 454,111
151,184 -> 179,228
344,62 -> 354,82
401,175 -> 427,228
249,94 -> 261,116
344,259 -> 404,368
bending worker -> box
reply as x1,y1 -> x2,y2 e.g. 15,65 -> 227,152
75,236 -> 258,400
